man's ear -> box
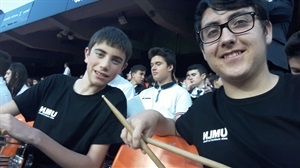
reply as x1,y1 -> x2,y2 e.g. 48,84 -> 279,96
201,73 -> 207,80
120,62 -> 128,72
168,64 -> 174,72
265,21 -> 272,45
84,47 -> 89,63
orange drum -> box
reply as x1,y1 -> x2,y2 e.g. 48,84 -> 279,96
111,135 -> 203,168
0,135 -> 22,167
0,114 -> 34,167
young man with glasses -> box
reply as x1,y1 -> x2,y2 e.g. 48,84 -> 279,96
121,0 -> 300,167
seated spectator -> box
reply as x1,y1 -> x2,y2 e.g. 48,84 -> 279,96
262,0 -> 294,73
185,64 -> 212,101
0,50 -> 12,106
145,74 -> 155,88
138,47 -> 192,120
207,73 -> 223,89
129,64 -> 147,95
5,62 -> 29,97
285,30 -> 300,75
108,74 -> 135,101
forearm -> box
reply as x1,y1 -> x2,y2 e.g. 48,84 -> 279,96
31,129 -> 104,168
0,101 -> 20,116
154,112 -> 176,136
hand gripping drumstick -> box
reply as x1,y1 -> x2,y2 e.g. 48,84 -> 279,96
102,95 -> 165,168
102,95 -> 230,168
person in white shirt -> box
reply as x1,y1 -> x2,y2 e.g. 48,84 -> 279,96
63,62 -> 71,76
137,47 -> 192,120
0,50 -> 12,106
108,74 -> 135,101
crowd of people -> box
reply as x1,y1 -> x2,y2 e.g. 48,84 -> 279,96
0,0 -> 300,167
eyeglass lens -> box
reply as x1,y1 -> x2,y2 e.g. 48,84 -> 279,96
199,12 -> 255,44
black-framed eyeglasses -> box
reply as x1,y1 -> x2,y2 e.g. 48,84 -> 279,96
197,12 -> 257,44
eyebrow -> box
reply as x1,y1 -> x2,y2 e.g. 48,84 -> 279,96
95,48 -> 124,62
95,48 -> 106,54
202,9 -> 252,28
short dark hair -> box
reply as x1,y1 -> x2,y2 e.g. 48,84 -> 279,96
148,47 -> 176,74
130,64 -> 147,73
0,50 -> 11,76
187,64 -> 207,75
207,73 -> 220,86
87,26 -> 132,63
285,31 -> 300,58
194,0 -> 269,45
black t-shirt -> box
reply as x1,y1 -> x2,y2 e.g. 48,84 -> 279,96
176,74 -> 300,168
14,74 -> 127,167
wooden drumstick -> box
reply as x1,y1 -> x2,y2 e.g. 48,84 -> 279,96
102,95 -> 230,168
0,129 -> 8,135
102,95 -> 165,168
144,137 -> 230,168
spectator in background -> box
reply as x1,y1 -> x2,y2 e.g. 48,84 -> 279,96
0,50 -> 12,106
138,47 -> 192,120
63,62 -> 71,76
108,74 -> 135,101
129,64 -> 147,95
145,74 -> 155,88
5,62 -> 29,97
185,64 -> 212,101
126,70 -> 131,81
27,78 -> 33,87
5,62 -> 33,126
33,77 -> 40,85
262,0 -> 294,73
208,73 -> 223,89
285,30 -> 300,75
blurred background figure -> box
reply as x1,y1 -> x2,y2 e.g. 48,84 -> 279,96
185,64 -> 212,101
262,0 -> 294,73
285,30 -> 300,75
126,71 -> 131,81
63,62 -> 72,76
0,50 -> 12,106
4,62 -> 32,126
5,62 -> 29,97
108,74 -> 135,101
145,74 -> 155,88
129,64 -> 147,95
208,74 -> 223,89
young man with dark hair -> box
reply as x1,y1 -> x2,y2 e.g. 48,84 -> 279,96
0,26 -> 132,167
137,47 -> 192,120
129,64 -> 147,95
285,30 -> 300,75
121,0 -> 300,167
185,64 -> 212,101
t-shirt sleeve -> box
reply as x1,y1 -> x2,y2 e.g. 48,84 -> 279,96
175,103 -> 197,145
93,89 -> 127,144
